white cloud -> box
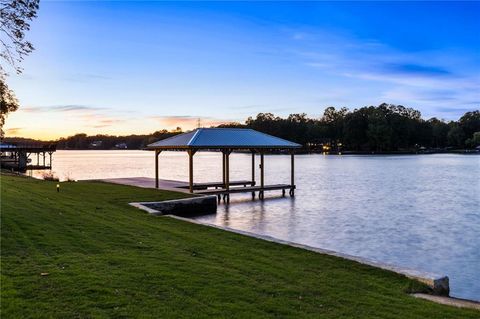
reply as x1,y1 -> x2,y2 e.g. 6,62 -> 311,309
287,28 -> 479,117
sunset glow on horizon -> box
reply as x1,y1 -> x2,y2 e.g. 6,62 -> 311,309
5,108 -> 234,140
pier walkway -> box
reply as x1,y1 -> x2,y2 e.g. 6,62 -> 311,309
99,177 -> 293,201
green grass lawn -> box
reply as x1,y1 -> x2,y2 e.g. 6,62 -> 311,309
1,174 -> 478,318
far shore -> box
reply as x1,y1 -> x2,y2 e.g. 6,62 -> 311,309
43,148 -> 480,155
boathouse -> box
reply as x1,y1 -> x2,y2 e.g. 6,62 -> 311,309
0,143 -> 56,172
147,128 -> 301,201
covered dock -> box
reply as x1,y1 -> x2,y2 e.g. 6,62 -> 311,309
0,143 -> 56,172
147,128 -> 301,202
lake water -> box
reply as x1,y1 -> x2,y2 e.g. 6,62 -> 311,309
33,150 -> 480,300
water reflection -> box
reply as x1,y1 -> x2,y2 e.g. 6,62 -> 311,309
35,150 -> 480,300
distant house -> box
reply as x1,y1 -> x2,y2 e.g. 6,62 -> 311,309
115,143 -> 128,149
90,141 -> 103,148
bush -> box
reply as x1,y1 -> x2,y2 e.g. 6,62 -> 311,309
41,171 -> 59,181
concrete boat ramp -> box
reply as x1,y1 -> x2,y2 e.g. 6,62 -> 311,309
99,177 -> 218,216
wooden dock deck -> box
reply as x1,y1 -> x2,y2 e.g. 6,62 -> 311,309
99,177 -> 293,202
99,177 -> 190,192
100,178 -> 252,190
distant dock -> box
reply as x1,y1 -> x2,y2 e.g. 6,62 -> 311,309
0,143 -> 57,172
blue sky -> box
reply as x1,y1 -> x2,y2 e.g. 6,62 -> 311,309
4,1 -> 480,139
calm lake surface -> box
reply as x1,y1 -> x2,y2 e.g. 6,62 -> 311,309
33,150 -> 480,300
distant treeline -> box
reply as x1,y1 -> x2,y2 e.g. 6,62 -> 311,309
4,103 -> 480,153
4,130 -> 181,150
222,104 -> 480,152
55,130 -> 180,150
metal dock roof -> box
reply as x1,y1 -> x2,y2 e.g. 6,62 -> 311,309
147,128 -> 301,149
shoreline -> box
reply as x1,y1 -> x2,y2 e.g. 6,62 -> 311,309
169,215 -> 480,308
130,198 -> 479,305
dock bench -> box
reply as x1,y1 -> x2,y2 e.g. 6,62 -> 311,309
194,184 -> 295,202
176,180 -> 255,190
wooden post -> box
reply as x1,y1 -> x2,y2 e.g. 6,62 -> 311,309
188,149 -> 196,193
49,152 -> 52,168
154,150 -> 160,188
43,152 -> 45,166
225,149 -> 230,190
37,153 -> 39,166
260,152 -> 264,188
251,150 -> 255,186
290,151 -> 295,187
222,152 -> 226,186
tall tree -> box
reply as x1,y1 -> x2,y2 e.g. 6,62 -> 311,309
0,0 -> 39,73
0,76 -> 18,132
367,107 -> 392,151
343,108 -> 369,151
428,118 -> 449,148
0,0 -> 39,136
447,125 -> 466,148
458,110 -> 480,139
321,106 -> 348,142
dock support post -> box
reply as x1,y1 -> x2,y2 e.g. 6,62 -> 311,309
188,149 -> 196,193
290,150 -> 295,197
37,153 -> 39,166
18,151 -> 28,171
155,150 -> 161,188
259,152 -> 264,200
251,149 -> 256,199
251,150 -> 255,186
224,149 -> 231,202
291,151 -> 295,187
225,149 -> 231,190
43,152 -> 45,166
260,152 -> 264,188
222,152 -> 226,186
